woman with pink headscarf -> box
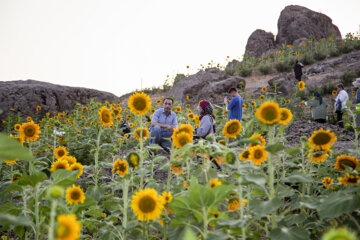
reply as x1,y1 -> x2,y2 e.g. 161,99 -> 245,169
196,100 -> 216,138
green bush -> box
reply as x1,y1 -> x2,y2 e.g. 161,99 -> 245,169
235,64 -> 253,77
275,60 -> 292,72
329,48 -> 341,57
341,71 -> 357,86
258,62 -> 271,75
313,51 -> 327,61
173,73 -> 186,85
300,54 -> 315,65
337,42 -> 353,54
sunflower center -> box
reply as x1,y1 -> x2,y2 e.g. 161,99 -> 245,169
262,107 -> 277,121
312,133 -> 331,145
254,150 -> 263,159
119,163 -> 127,172
24,126 -> 35,137
130,155 -> 139,168
281,112 -> 288,121
138,196 -> 156,213
58,150 -> 65,157
340,159 -> 356,169
56,163 -> 67,170
348,177 -> 358,183
242,151 -> 250,159
101,111 -> 111,123
133,97 -> 146,111
71,190 -> 81,200
179,136 -> 189,147
57,225 -> 69,237
227,123 -> 239,134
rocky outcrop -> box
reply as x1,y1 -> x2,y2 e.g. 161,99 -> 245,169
276,5 -> 341,45
267,73 -> 297,96
0,80 -> 119,122
245,29 -> 275,58
167,68 -> 245,102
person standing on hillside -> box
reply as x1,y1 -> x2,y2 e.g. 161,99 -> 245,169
294,60 -> 304,82
352,78 -> 360,128
149,97 -> 178,153
333,83 -> 349,128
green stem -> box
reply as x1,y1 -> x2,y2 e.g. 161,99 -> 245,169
122,178 -> 129,238
94,128 -> 102,187
202,207 -> 208,239
237,162 -> 246,240
52,127 -> 57,163
34,184 -> 40,240
48,200 -> 58,240
267,125 -> 277,229
139,115 -> 144,188
167,145 -> 175,191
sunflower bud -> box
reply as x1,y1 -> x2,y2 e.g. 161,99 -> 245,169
46,185 -> 64,199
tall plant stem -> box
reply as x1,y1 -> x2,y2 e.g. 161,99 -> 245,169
94,128 -> 102,187
48,200 -> 57,240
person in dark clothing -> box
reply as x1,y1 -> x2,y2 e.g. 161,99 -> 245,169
294,60 -> 304,82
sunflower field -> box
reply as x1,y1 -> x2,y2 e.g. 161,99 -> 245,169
0,88 -> 360,240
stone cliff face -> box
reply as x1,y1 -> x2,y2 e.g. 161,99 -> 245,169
0,80 -> 119,123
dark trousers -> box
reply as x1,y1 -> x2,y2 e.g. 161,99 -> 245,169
337,111 -> 344,128
315,119 -> 326,123
295,75 -> 302,81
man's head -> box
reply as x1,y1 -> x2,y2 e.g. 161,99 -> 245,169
228,87 -> 238,97
163,97 -> 174,112
337,83 -> 344,91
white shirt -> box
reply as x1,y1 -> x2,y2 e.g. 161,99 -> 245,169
335,89 -> 349,110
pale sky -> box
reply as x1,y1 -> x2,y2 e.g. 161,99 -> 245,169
0,0 -> 359,96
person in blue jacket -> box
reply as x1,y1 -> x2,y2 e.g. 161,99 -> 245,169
224,87 -> 243,121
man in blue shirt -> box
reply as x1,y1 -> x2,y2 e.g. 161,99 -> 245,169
225,87 -> 243,121
149,97 -> 178,151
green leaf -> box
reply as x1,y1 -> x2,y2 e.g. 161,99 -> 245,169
285,148 -> 301,156
300,196 -> 320,209
216,218 -> 246,228
182,227 -> 197,240
51,170 -> 78,187
249,198 -> 282,217
265,143 -> 285,154
283,173 -> 313,183
0,213 -> 34,227
269,227 -> 310,240
212,185 -> 233,206
169,196 -> 192,216
318,191 -> 360,219
0,133 -> 35,162
242,174 -> 266,188
18,170 -> 47,187
206,232 -> 231,240
188,183 -> 214,210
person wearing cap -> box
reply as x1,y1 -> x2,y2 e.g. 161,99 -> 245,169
196,100 -> 216,138
334,83 -> 349,128
352,78 -> 360,127
294,60 -> 304,82
224,87 -> 243,122
305,91 -> 327,123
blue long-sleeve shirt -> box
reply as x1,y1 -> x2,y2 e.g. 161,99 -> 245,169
353,89 -> 360,104
228,96 -> 243,121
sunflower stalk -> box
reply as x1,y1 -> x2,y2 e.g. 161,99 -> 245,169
48,200 -> 58,240
139,115 -> 144,188
122,178 -> 129,238
94,128 -> 102,187
34,184 -> 40,240
267,125 -> 277,229
167,144 -> 175,191
236,161 -> 246,240
202,207 -> 208,239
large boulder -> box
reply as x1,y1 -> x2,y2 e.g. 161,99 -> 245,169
276,5 -> 341,45
245,29 -> 275,58
0,80 -> 119,122
167,68 -> 246,102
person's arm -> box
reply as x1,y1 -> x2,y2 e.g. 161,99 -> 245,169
353,89 -> 360,104
150,111 -> 173,130
196,116 -> 211,138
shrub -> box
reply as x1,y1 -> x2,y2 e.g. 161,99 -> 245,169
275,60 -> 292,72
235,64 -> 253,77
341,71 -> 357,86
337,41 -> 353,54
329,48 -> 341,57
258,62 -> 271,75
300,54 -> 315,65
173,73 -> 186,85
313,51 -> 327,61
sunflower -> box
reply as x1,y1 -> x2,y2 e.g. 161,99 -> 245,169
332,90 -> 338,96
222,119 -> 242,138
285,99 -> 290,104
259,95 -> 265,100
298,81 -> 305,91
131,188 -> 164,221
249,134 -> 266,147
185,104 -> 190,108
174,106 -> 182,113
334,155 -> 359,171
321,228 -> 357,240
209,178 -> 222,188
338,174 -> 360,186
156,99 -> 162,104
54,146 -> 68,160
249,145 -> 268,165
128,92 -> 152,115
4,158 -> 18,165
151,108 -> 155,113
66,185 -> 85,205
116,116 -> 122,122
239,148 -> 251,161
278,108 -> 293,125
170,164 -> 184,175
98,107 -> 113,127
187,113 -> 194,119
11,173 -> 21,182
214,155 -> 225,166
161,192 -> 173,204
172,131 -> 192,148
242,103 -> 246,109
56,214 -> 81,240
112,159 -> 128,176
186,95 -> 189,100
134,127 -> 150,142
129,123 -> 134,128
19,122 -> 41,142
112,108 -> 121,116
308,128 -> 337,150
50,159 -> 70,172
250,101 -> 256,107
82,106 -> 88,111
218,139 -> 226,146
322,177 -> 334,189
255,101 -> 281,125
26,116 -> 33,122
308,148 -> 330,164
127,152 -> 140,169
228,199 -> 247,211
261,87 -> 267,93
69,162 -> 84,178
61,156 -> 77,165
225,151 -> 236,164
174,124 -> 194,139
124,133 -> 129,138
14,124 -> 21,131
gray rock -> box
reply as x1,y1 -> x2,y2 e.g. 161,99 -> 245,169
245,29 -> 275,58
267,73 -> 296,96
276,5 -> 341,46
0,79 -> 119,123
167,68 -> 246,102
